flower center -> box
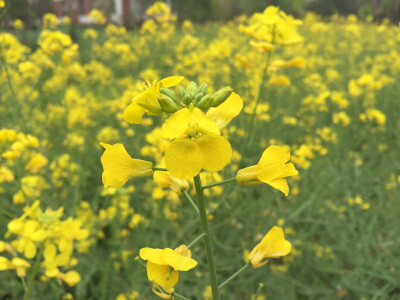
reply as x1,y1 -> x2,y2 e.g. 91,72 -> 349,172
187,122 -> 203,139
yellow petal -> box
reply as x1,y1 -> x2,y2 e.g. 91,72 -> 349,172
162,248 -> 197,271
267,178 -> 289,196
256,162 -> 287,183
61,270 -> 81,286
161,108 -> 193,139
196,134 -> 232,172
100,143 -> 153,188
140,248 -> 165,265
206,92 -> 243,129
259,146 -> 290,166
258,226 -> 291,258
44,243 -> 57,261
24,241 -> 36,259
165,138 -> 203,179
147,262 -> 179,290
159,76 -> 185,88
123,101 -> 147,124
282,163 -> 299,177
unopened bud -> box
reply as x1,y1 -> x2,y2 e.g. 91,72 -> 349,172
211,86 -> 233,107
178,86 -> 186,99
187,81 -> 197,98
197,82 -> 208,95
198,94 -> 213,109
160,87 -> 177,102
182,94 -> 192,105
194,92 -> 204,102
158,94 -> 178,113
137,100 -> 162,115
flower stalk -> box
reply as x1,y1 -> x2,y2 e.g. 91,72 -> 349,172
218,262 -> 250,290
193,174 -> 220,300
202,177 -> 236,190
182,190 -> 200,214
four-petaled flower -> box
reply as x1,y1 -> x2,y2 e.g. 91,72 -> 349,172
161,107 -> 232,179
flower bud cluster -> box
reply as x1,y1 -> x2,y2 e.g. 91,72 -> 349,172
158,81 -> 233,114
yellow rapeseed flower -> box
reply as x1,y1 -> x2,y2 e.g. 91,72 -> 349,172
236,145 -> 298,196
100,143 -> 153,188
161,107 -> 232,179
139,244 -> 197,290
123,76 -> 184,124
247,226 -> 291,268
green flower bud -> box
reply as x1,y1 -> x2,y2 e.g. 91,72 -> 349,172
194,92 -> 204,102
198,94 -> 213,109
178,86 -> 186,99
187,81 -> 197,99
182,94 -> 192,105
160,87 -> 178,102
158,94 -> 178,113
136,101 -> 162,115
197,82 -> 208,95
211,86 -> 233,107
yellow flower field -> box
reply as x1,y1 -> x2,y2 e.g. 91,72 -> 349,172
1,2 -> 400,299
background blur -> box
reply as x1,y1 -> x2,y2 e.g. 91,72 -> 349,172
3,0 -> 400,29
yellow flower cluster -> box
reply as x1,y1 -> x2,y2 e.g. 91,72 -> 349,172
0,201 -> 89,286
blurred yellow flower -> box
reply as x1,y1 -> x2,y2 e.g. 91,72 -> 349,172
100,143 -> 153,188
161,107 -> 232,179
236,145 -> 298,196
248,226 -> 291,268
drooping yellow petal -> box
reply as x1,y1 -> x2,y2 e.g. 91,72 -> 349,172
100,143 -> 153,188
159,76 -> 185,88
266,178 -> 289,196
196,134 -> 232,172
206,92 -> 243,129
147,262 -> 179,290
162,248 -> 197,271
164,138 -> 203,179
123,101 -> 147,124
140,248 -> 165,265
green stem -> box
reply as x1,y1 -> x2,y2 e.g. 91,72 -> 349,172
153,167 -> 168,172
187,232 -> 207,249
202,178 -> 236,190
245,26 -> 277,148
218,262 -> 250,290
173,292 -> 192,300
182,190 -> 199,214
193,175 -> 220,300
254,283 -> 265,299
23,246 -> 44,300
